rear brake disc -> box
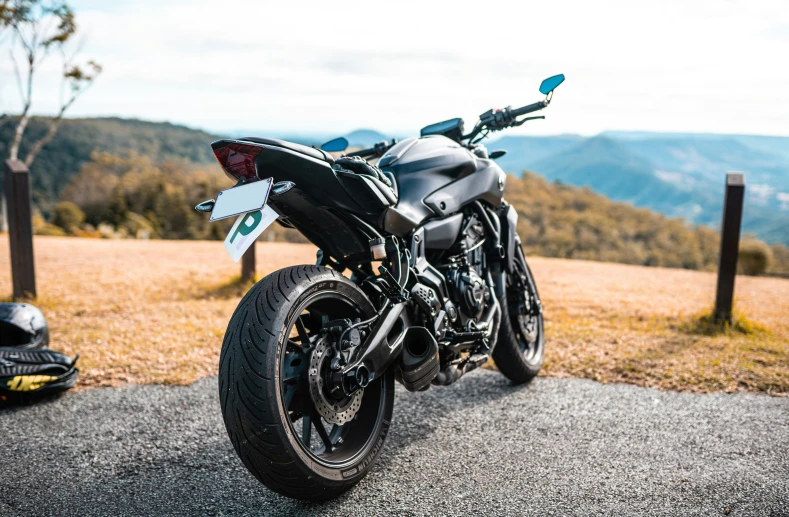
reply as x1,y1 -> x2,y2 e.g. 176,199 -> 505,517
308,341 -> 363,425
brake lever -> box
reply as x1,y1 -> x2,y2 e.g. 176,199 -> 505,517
513,115 -> 545,127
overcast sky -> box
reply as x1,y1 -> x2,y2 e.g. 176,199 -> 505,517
1,0 -> 788,137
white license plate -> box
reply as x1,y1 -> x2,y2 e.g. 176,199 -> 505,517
210,178 -> 273,222
211,178 -> 279,262
223,205 -> 279,263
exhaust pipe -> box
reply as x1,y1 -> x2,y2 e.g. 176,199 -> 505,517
399,327 -> 439,392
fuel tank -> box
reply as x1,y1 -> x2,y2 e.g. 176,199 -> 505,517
378,136 -> 505,236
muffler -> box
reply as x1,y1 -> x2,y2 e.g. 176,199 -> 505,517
399,327 -> 439,392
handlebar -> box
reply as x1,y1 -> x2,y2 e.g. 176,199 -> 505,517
346,139 -> 397,159
465,98 -> 549,143
511,100 -> 548,118
346,148 -> 375,158
347,98 -> 549,157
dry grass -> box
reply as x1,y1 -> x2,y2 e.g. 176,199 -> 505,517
532,258 -> 789,395
1,237 -> 787,395
0,237 -> 315,388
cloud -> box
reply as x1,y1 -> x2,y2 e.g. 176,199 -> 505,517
2,0 -> 788,137
765,23 -> 789,40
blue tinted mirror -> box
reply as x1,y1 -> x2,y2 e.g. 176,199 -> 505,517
420,118 -> 464,138
320,137 -> 349,152
539,74 -> 565,95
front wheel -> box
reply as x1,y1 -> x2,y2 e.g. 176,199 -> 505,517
218,265 -> 394,501
492,245 -> 545,383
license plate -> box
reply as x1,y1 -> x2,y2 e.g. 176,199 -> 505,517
210,178 -> 273,222
211,178 -> 279,262
224,205 -> 279,263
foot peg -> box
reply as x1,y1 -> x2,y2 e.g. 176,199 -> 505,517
399,327 -> 439,392
432,353 -> 488,386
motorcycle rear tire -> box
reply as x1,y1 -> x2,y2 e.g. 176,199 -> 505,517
218,265 -> 394,501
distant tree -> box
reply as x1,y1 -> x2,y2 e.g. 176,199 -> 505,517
61,152 -> 236,240
0,1 -> 13,133
0,1 -> 11,39
505,172 -> 724,271
0,1 -> 13,45
768,244 -> 789,276
51,199 -> 82,231
739,240 -> 773,276
3,0 -> 101,167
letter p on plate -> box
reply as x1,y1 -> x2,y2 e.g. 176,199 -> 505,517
223,205 -> 279,262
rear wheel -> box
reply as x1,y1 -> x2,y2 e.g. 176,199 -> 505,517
218,265 -> 394,501
492,246 -> 545,383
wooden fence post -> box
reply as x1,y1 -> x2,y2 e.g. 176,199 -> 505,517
4,160 -> 37,299
714,172 -> 745,323
241,243 -> 256,282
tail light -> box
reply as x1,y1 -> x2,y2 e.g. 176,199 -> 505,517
212,141 -> 263,181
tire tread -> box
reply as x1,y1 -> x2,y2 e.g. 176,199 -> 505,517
218,265 -> 390,500
491,261 -> 545,384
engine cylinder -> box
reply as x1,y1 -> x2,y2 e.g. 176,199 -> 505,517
448,267 -> 487,320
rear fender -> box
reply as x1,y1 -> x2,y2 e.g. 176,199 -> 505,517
267,187 -> 369,261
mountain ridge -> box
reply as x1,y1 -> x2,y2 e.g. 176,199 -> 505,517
2,116 -> 786,244
490,131 -> 789,245
0,117 -> 223,212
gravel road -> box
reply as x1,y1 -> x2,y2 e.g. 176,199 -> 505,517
1,370 -> 787,516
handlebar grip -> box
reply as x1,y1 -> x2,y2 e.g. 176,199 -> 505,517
511,100 -> 548,118
346,140 -> 395,158
346,147 -> 376,158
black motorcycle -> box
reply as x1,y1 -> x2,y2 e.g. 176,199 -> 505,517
198,74 -> 565,500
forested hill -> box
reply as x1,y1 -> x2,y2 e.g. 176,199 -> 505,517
47,150 -> 788,274
505,172 -> 788,275
4,116 -> 787,273
0,117 -> 221,213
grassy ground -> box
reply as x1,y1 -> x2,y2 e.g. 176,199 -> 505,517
534,259 -> 789,395
1,237 -> 787,395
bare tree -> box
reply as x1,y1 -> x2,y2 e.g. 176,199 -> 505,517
22,54 -> 102,166
0,0 -> 13,130
4,0 -> 100,167
1,1 -> 99,234
0,1 -> 12,49
0,1 -> 13,45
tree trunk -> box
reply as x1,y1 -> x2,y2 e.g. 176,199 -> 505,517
8,108 -> 30,161
23,90 -> 80,167
9,54 -> 35,162
24,114 -> 62,168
